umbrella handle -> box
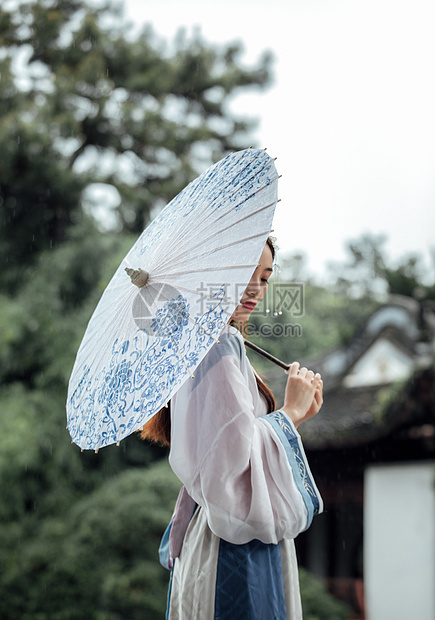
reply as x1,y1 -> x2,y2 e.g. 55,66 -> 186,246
244,339 -> 291,371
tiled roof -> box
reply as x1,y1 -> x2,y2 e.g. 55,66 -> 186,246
272,295 -> 435,449
299,368 -> 435,449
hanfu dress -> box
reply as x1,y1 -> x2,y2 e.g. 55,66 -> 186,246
160,324 -> 323,620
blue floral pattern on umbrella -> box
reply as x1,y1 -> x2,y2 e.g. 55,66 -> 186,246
150,296 -> 190,339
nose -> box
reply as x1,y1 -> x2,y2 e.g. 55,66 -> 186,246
246,277 -> 261,297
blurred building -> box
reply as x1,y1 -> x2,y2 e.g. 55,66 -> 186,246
295,295 -> 435,619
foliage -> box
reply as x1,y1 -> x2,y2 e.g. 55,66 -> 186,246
371,378 -> 407,425
0,461 -> 181,620
0,1 -> 274,615
0,0 -> 272,291
0,0 -> 270,620
247,281 -> 379,376
326,232 -> 435,300
299,569 -> 351,620
0,223 -> 168,508
246,231 -> 434,382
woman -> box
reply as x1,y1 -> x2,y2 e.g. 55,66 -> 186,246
141,237 -> 323,619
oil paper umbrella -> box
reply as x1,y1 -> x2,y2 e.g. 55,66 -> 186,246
67,147 -> 280,451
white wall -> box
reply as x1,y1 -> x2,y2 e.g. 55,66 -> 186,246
343,337 -> 414,387
364,462 -> 435,620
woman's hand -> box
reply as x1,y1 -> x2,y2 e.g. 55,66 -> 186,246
280,362 -> 323,429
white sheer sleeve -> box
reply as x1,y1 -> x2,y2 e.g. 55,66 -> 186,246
169,327 -> 322,545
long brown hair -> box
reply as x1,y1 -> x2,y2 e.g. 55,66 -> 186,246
139,236 -> 277,447
139,403 -> 171,447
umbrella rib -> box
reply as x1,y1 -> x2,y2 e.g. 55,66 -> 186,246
171,282 -> 234,302
73,297 -> 135,381
154,154 -> 276,269
117,153 -> 277,281
200,151 -> 273,217
154,200 -> 277,275
152,230 -> 271,280
181,149 -> 266,221
213,192 -> 278,227
185,166 -> 275,236
155,263 -> 254,277
155,180 -> 278,274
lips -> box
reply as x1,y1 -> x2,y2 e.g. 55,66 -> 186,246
241,301 -> 256,310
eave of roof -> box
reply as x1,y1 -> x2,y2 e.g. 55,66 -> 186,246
300,366 -> 435,450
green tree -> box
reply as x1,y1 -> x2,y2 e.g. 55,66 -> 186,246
0,1 -> 274,615
0,0 -> 272,291
299,568 -> 351,620
0,460 -> 181,619
247,281 -> 379,381
326,232 -> 435,300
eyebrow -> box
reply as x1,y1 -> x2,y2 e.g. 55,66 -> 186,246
258,266 -> 273,272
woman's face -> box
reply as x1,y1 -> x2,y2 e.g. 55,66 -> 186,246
230,243 -> 273,322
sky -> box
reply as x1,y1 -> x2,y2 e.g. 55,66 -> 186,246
122,0 -> 435,279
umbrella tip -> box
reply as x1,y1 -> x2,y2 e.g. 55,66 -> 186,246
116,442 -> 120,447
95,449 -> 99,454
125,267 -> 149,288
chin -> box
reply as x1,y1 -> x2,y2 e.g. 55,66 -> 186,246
231,309 -> 251,322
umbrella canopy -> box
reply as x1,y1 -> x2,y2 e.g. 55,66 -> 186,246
67,148 -> 279,450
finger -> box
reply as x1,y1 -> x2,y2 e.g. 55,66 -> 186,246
314,385 -> 324,404
313,381 -> 323,394
286,362 -> 300,376
298,366 -> 308,378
